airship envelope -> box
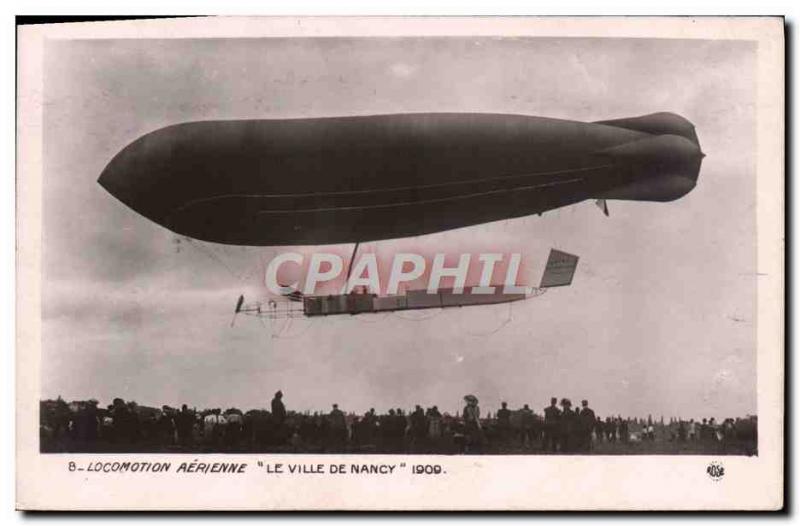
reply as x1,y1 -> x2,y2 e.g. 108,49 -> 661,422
98,112 -> 704,246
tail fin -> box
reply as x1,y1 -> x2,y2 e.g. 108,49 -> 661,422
539,249 -> 579,288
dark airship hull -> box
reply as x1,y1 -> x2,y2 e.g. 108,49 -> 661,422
98,112 -> 704,246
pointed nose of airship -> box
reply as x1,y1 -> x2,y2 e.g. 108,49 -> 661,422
98,125 -> 187,228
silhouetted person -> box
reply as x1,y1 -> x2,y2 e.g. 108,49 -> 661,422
157,405 -> 176,446
380,409 -> 398,452
462,395 -> 483,453
496,402 -> 511,446
559,399 -> 577,453
604,416 -> 614,442
176,404 -> 194,447
410,405 -> 428,451
393,409 -> 407,449
329,404 -> 347,451
578,400 -> 596,452
76,400 -> 99,446
203,409 -> 227,446
225,410 -> 243,447
677,420 -> 687,442
111,398 -> 133,444
361,408 -> 377,445
271,391 -> 286,425
519,404 -> 535,448
270,391 -> 287,444
427,406 -> 443,442
543,397 -> 561,452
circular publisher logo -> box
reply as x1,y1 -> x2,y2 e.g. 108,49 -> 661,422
706,461 -> 725,481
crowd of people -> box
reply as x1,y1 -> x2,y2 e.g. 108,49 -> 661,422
40,392 -> 758,455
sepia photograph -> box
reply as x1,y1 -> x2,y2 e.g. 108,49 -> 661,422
16,16 -> 784,510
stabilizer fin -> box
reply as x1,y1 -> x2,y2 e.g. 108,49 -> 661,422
540,249 -> 580,288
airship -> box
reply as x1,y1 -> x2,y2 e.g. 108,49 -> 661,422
98,111 -> 704,246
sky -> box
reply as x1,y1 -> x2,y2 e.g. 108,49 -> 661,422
41,36 -> 757,420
